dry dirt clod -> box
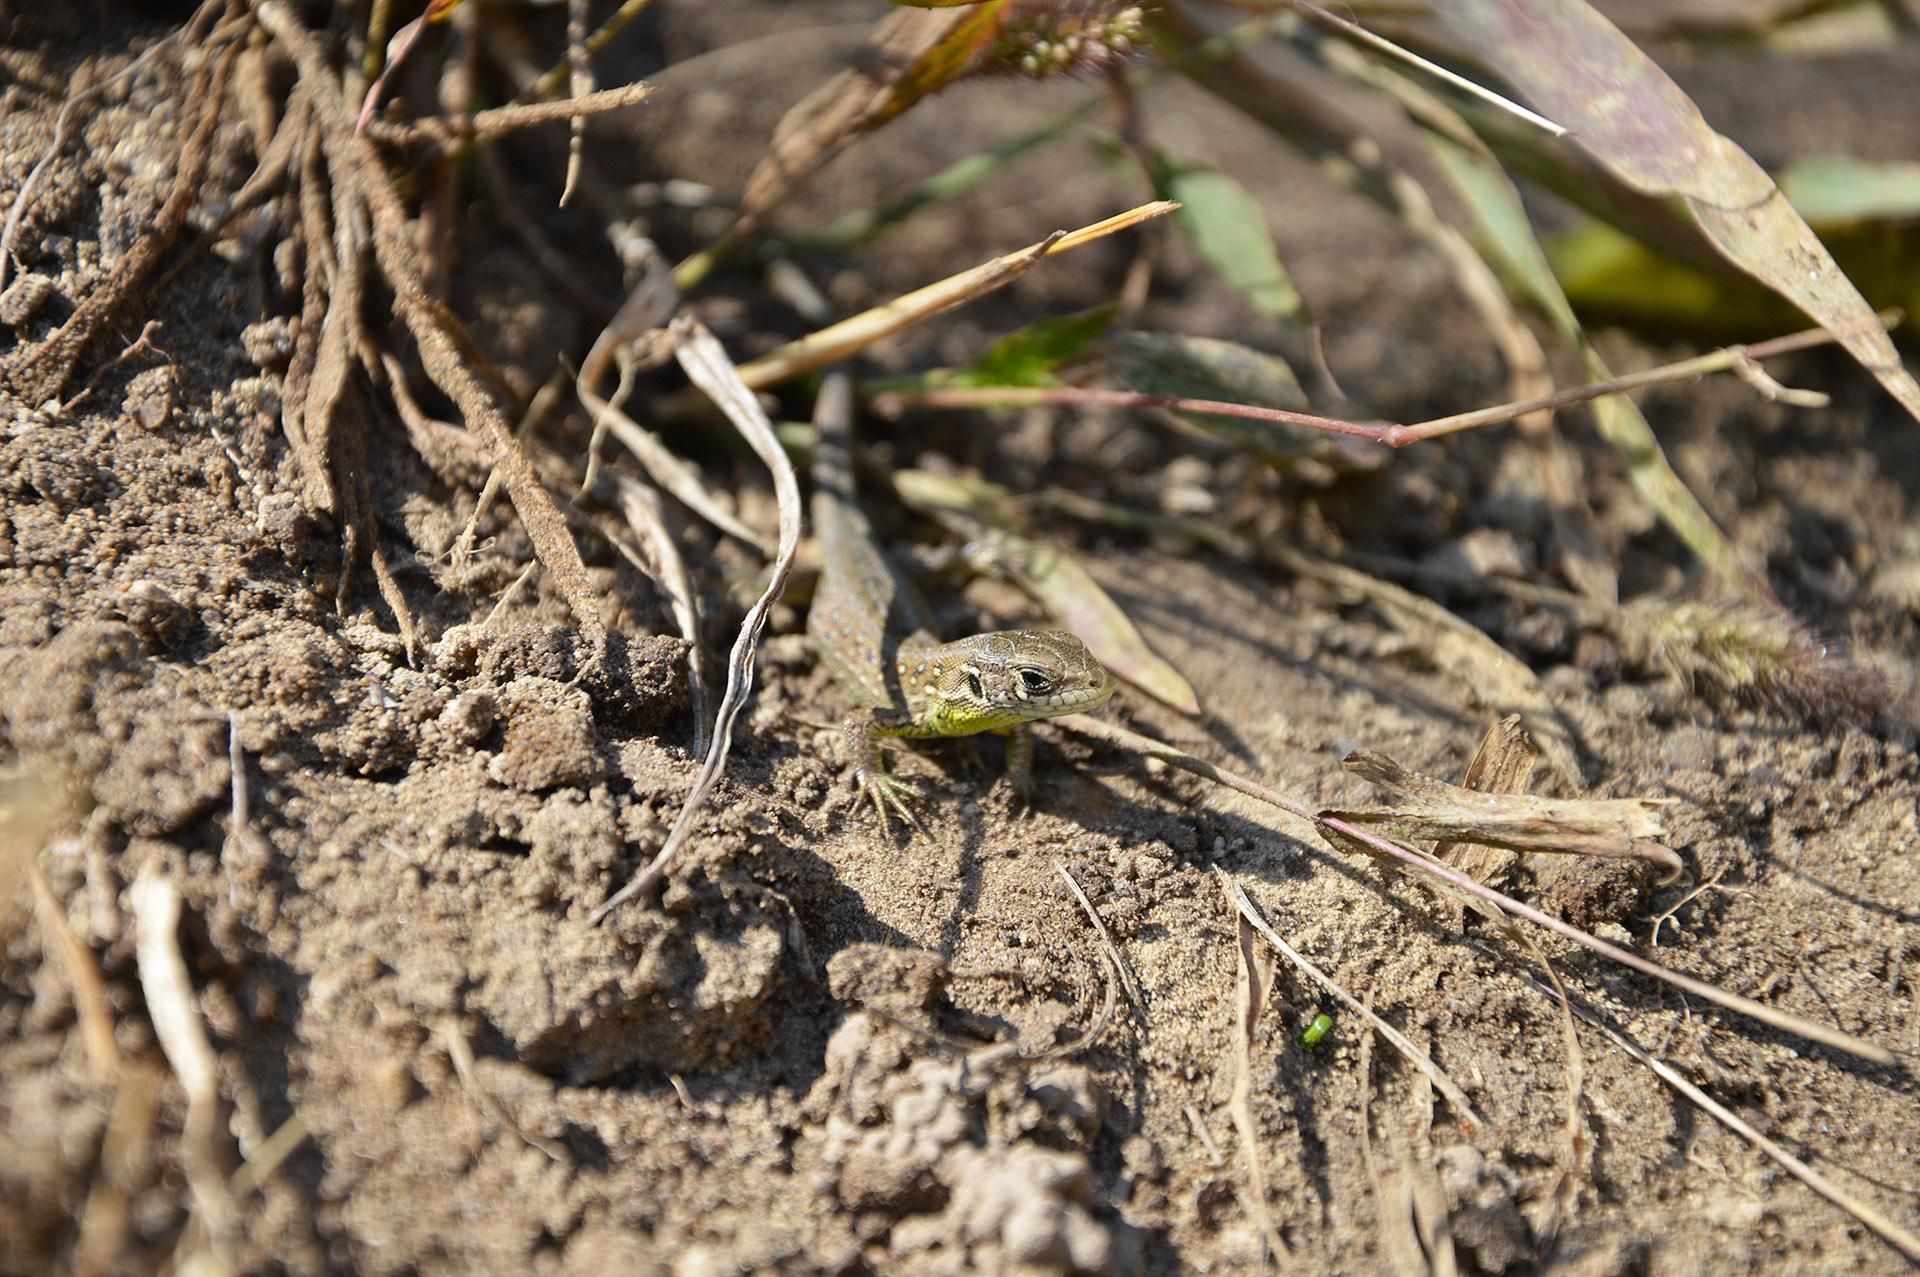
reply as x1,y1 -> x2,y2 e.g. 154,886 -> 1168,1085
0,272 -> 56,326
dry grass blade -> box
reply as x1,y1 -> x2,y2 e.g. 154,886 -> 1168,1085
588,321 -> 804,922
1226,904 -> 1288,1260
1332,748 -> 1681,877
28,864 -> 119,1080
71,1069 -> 162,1277
1062,715 -> 1900,1067
1509,967 -> 1920,1264
577,250 -> 769,553
1055,861 -> 1148,1025
1219,870 -> 1487,1131
1439,0 -> 1920,424
733,201 -> 1178,391
228,1111 -> 310,1199
132,869 -> 238,1264
607,470 -> 709,755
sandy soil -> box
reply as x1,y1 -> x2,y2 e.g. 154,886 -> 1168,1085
2,3 -> 1918,1274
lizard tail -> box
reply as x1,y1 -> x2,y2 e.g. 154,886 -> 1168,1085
811,369 -> 859,510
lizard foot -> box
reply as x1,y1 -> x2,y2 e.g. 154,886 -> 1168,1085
856,768 -> 926,836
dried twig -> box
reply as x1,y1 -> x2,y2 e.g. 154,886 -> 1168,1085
1063,715 -> 1899,1067
874,314 -> 1890,448
362,81 -> 652,150
1510,965 -> 1920,1265
258,0 -> 606,638
588,321 -> 805,922
1055,861 -> 1148,1025
1227,903 -> 1288,1260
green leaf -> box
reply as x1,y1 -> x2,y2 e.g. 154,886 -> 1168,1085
951,305 -> 1119,388
1160,161 -> 1303,320
1779,157 -> 1920,226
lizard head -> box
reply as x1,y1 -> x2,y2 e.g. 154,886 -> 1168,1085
908,629 -> 1114,736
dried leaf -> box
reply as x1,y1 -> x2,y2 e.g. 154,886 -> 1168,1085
1439,0 -> 1920,423
1331,748 -> 1681,877
738,5 -> 1001,222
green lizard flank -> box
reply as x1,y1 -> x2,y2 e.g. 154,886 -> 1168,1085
806,373 -> 1114,830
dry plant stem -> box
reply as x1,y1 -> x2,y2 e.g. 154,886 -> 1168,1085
1227,908 -> 1288,1259
1062,714 -> 1899,1067
27,864 -> 119,1080
257,0 -> 606,640
561,0 -> 591,205
71,1070 -> 161,1277
1507,967 -> 1920,1264
732,200 -> 1179,391
516,0 -> 662,104
1319,812 -> 1896,1067
229,1111 -> 310,1198
132,870 -> 239,1263
1055,861 -> 1149,1025
578,248 -> 769,551
587,321 -> 805,923
443,1022 -> 568,1163
1218,870 -> 1487,1129
1336,748 -> 1681,876
362,81 -> 652,150
609,470 -> 709,756
878,314 -> 1877,446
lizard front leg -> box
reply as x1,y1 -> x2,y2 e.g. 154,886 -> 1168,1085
999,723 -> 1035,811
844,711 -> 925,834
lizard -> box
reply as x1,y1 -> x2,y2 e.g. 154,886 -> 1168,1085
805,371 -> 1114,831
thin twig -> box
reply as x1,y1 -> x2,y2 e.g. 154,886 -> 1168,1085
1509,966 -> 1920,1265
1062,714 -> 1900,1068
363,81 -> 652,150
874,313 -> 1892,447
587,321 -> 805,922
1055,860 -> 1148,1025
28,864 -> 120,1080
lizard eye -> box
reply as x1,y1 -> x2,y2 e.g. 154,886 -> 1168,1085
966,672 -> 985,700
1018,668 -> 1051,696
